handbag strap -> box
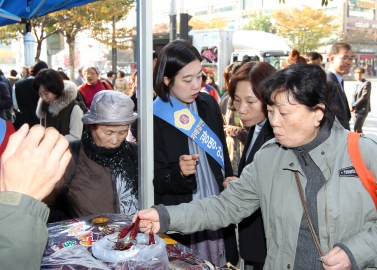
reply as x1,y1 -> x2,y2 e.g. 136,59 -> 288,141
347,132 -> 377,209
294,172 -> 324,257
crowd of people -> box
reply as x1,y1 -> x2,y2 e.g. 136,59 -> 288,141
0,41 -> 376,270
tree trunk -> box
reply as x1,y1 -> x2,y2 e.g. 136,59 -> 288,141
66,34 -> 76,81
35,40 -> 42,63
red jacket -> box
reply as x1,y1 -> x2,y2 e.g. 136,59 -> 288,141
0,119 -> 15,157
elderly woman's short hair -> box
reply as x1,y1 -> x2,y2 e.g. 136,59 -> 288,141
263,64 -> 334,128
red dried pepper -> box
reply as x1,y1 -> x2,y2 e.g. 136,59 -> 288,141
114,241 -> 134,250
149,228 -> 155,245
129,217 -> 140,240
118,224 -> 134,239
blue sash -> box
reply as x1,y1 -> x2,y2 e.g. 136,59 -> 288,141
153,96 -> 224,169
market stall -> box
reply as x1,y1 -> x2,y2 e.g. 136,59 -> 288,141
41,214 -> 238,270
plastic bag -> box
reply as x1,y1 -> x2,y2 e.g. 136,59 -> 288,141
92,231 -> 169,269
41,245 -> 111,270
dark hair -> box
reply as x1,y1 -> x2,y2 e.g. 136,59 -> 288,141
153,51 -> 158,59
223,62 -> 244,92
32,69 -> 64,97
283,49 -> 307,68
229,62 -> 276,115
354,66 -> 365,74
32,61 -> 48,76
58,70 -> 70,80
329,43 -> 352,56
107,71 -> 116,78
153,40 -> 202,102
0,69 -> 4,76
10,69 -> 17,77
118,71 -> 125,78
263,64 -> 333,128
306,52 -> 323,62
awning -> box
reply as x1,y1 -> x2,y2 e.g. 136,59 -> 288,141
0,0 -> 98,27
356,54 -> 375,60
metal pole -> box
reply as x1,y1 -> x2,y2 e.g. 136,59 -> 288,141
170,0 -> 177,42
136,0 -> 154,209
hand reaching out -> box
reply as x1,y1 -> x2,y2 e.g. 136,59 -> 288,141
133,208 -> 161,234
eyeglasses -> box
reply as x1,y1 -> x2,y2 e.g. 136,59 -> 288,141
335,55 -> 355,62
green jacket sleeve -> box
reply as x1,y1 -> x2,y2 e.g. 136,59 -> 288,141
0,191 -> 50,270
166,160 -> 260,233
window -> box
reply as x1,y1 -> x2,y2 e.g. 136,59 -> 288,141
194,10 -> 207,16
214,5 -> 236,13
349,6 -> 375,20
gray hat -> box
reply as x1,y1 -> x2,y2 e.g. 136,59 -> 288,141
82,90 -> 137,125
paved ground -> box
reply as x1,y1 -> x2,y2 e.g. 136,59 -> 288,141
345,78 -> 377,135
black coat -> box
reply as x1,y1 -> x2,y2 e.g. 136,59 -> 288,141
13,77 -> 40,130
238,119 -> 274,263
153,93 -> 239,265
326,71 -> 351,130
153,92 -> 233,205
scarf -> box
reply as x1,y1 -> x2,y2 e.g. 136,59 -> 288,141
81,130 -> 138,216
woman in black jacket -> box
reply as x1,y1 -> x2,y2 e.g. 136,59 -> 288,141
152,40 -> 238,267
224,61 -> 276,270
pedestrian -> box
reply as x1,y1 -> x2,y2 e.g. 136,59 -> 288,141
327,43 -> 352,130
78,66 -> 113,109
106,70 -> 116,89
0,81 -> 12,121
351,67 -> 371,133
153,40 -> 238,267
136,64 -> 377,270
20,66 -> 30,79
7,69 -> 19,88
223,61 -> 276,270
53,90 -> 138,222
200,70 -> 220,102
283,48 -> 307,68
306,51 -> 323,67
13,61 -> 48,130
0,124 -> 71,270
75,68 -> 85,87
219,62 -> 244,116
33,69 -> 83,141
114,70 -> 129,95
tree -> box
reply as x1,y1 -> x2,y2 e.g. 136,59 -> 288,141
242,11 -> 276,33
189,16 -> 228,30
336,28 -> 377,55
50,0 -> 135,79
0,16 -> 59,62
0,48 -> 16,64
153,23 -> 169,34
272,6 -> 338,54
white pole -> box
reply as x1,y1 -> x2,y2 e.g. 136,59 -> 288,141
136,0 -> 154,209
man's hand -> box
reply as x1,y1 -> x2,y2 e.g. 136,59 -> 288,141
0,124 -> 71,201
223,176 -> 238,189
134,208 -> 160,234
321,246 -> 352,270
179,154 -> 199,177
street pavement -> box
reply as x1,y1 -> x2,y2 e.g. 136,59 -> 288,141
345,78 -> 377,136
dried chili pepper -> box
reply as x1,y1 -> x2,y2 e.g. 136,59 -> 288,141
118,224 -> 134,239
129,217 -> 140,240
149,228 -> 155,245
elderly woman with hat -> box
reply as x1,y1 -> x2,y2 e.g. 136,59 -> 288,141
48,90 -> 138,221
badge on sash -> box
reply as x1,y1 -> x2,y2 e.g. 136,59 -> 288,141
154,96 -> 224,169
